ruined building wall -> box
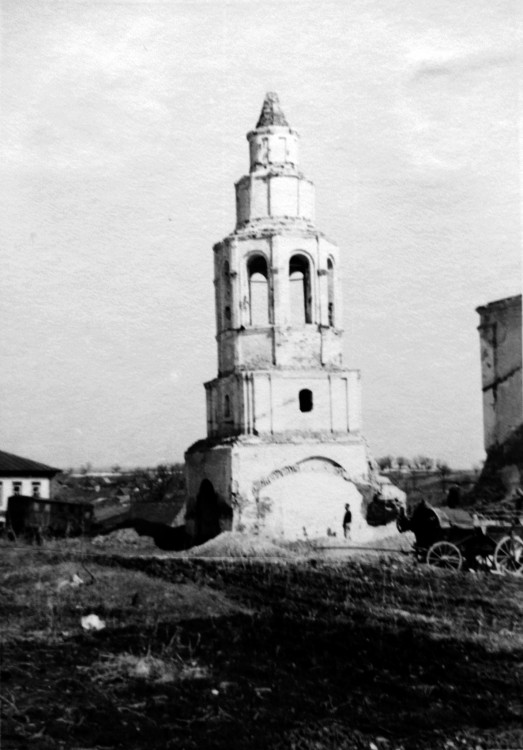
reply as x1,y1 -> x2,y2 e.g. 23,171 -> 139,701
473,295 -> 523,502
477,295 -> 522,450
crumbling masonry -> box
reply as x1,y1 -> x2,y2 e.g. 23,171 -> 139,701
475,295 -> 523,499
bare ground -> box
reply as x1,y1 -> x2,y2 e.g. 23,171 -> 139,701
1,541 -> 522,750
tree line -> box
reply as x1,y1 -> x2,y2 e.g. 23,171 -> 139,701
376,456 -> 451,474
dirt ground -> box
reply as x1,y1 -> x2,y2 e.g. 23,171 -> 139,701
1,541 -> 522,750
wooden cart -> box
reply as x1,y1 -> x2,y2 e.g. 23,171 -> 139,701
397,501 -> 523,574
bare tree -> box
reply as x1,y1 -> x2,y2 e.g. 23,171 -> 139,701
412,455 -> 434,471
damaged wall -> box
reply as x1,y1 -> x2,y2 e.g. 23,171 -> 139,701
186,438 -> 374,541
473,295 -> 523,502
204,369 -> 362,439
477,295 -> 522,450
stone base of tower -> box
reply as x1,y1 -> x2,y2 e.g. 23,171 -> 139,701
184,434 -> 399,544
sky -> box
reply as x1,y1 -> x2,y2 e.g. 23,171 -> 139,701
1,0 -> 520,470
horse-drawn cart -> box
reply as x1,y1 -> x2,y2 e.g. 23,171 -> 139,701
397,501 -> 523,574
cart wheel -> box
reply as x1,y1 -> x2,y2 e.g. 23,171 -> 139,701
494,535 -> 523,575
426,541 -> 463,571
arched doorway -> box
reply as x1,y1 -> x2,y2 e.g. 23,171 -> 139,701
195,479 -> 221,544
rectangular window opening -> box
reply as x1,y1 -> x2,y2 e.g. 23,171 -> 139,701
299,389 -> 313,412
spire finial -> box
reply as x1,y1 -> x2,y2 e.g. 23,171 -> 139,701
256,92 -> 289,128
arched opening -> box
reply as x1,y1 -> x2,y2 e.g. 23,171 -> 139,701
299,389 -> 313,412
195,479 -> 221,545
247,254 -> 269,325
327,258 -> 335,326
289,254 -> 312,324
255,461 -> 363,540
222,261 -> 231,328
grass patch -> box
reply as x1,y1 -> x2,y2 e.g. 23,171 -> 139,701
1,543 -> 522,749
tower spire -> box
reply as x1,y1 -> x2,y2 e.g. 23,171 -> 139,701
256,92 -> 289,128
246,92 -> 300,176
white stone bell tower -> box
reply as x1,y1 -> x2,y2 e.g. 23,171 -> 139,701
185,93 -> 376,544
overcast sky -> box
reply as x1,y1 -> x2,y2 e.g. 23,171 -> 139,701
1,0 -> 520,470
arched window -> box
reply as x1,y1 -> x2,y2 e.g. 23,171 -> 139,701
327,258 -> 335,327
222,261 -> 231,329
289,254 -> 312,324
247,255 -> 269,325
299,389 -> 313,412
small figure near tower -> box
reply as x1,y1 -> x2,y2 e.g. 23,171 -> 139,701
343,504 -> 352,540
185,93 -> 396,544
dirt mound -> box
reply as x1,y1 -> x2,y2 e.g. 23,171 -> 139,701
357,531 -> 415,552
92,528 -> 153,547
187,531 -> 294,558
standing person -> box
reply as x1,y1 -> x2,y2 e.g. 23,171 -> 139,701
343,504 -> 352,539
446,484 -> 461,508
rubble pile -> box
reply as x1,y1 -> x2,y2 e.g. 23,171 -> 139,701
186,531 -> 295,558
91,527 -> 153,547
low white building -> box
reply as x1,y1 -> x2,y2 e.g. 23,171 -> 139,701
0,450 -> 61,524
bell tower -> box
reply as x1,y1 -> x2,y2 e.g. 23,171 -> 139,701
185,93 -> 375,543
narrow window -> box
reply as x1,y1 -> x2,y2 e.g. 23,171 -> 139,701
271,136 -> 286,162
247,255 -> 270,325
289,254 -> 312,324
261,137 -> 269,164
299,389 -> 313,412
221,261 -> 231,329
224,394 -> 231,419
327,258 -> 335,326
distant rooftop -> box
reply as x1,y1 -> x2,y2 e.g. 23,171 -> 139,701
255,92 -> 289,128
0,449 -> 61,476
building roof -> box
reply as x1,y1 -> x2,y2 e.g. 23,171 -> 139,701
8,494 -> 91,507
0,449 -> 61,476
256,92 -> 289,128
